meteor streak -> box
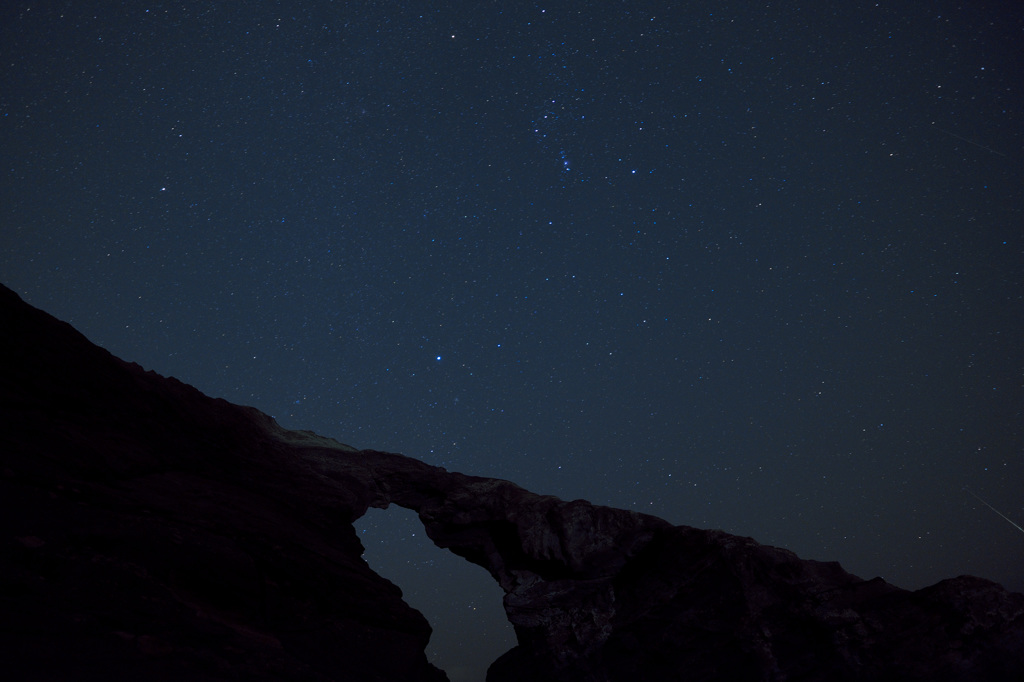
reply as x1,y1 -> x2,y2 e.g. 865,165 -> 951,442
965,488 -> 1024,535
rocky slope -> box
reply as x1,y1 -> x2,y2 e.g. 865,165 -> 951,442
1,282 -> 1022,681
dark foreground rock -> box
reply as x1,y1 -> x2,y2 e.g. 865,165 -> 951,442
1,282 -> 1022,681
0,284 -> 447,681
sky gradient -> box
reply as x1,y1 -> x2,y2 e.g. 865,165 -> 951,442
2,3 -> 1022,680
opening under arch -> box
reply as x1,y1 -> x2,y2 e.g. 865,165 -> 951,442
356,505 -> 517,682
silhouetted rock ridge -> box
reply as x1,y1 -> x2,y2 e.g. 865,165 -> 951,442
2,283 -> 1022,681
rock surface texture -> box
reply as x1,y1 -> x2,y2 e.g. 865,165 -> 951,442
2,281 -> 1022,681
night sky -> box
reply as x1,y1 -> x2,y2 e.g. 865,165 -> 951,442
2,2 -> 1022,680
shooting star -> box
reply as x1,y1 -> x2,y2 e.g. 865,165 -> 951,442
931,124 -> 1008,157
965,488 -> 1024,535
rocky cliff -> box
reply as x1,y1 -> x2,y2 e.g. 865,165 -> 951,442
1,282 -> 1022,681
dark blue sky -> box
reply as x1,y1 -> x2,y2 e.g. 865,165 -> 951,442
2,2 -> 1022,680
